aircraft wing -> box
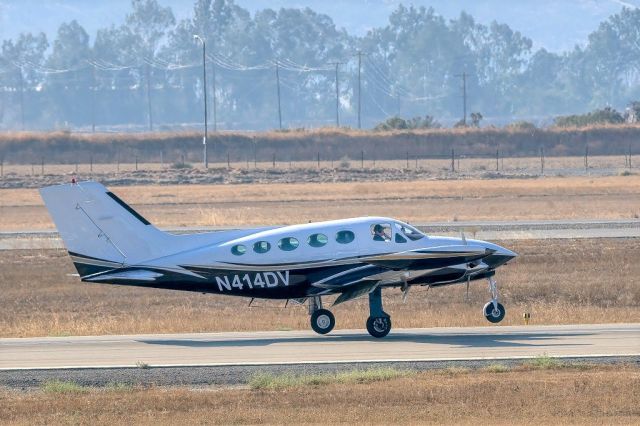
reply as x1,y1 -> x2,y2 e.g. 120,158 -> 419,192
360,245 -> 494,269
312,245 -> 495,305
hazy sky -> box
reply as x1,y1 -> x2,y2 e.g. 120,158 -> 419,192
0,0 -> 638,52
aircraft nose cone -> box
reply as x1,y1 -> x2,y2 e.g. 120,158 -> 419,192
483,244 -> 517,268
496,246 -> 517,258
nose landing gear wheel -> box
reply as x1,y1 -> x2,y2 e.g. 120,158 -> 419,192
483,302 -> 505,323
366,316 -> 392,338
311,309 -> 335,334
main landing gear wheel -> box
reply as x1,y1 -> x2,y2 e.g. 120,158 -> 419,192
311,309 -> 335,334
366,316 -> 392,338
367,287 -> 392,338
483,276 -> 505,324
483,301 -> 505,323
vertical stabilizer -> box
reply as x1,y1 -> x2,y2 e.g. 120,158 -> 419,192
40,181 -> 173,267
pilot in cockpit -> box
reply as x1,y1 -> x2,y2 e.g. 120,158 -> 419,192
373,224 -> 391,242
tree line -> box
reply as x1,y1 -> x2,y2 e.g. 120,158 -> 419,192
2,0 -> 640,131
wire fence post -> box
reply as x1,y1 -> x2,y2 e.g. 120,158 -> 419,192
540,147 -> 544,175
361,150 -> 364,168
317,152 -> 320,168
181,153 -> 185,167
629,144 -> 632,169
135,155 -> 138,171
496,149 -> 499,172
415,155 -> 418,170
41,157 -> 44,175
75,159 -> 78,173
0,158 -> 3,177
227,152 -> 230,169
160,150 -> 164,168
584,145 -> 589,172
90,156 -> 93,173
406,151 -> 409,169
272,152 -> 276,168
451,148 -> 455,172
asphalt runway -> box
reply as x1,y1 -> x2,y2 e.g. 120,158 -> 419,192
1,324 -> 638,370
1,219 -> 639,250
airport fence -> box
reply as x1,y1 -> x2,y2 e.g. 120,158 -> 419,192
0,146 -> 635,179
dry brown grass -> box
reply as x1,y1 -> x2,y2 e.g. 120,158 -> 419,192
1,175 -> 639,230
1,366 -> 638,424
2,125 -> 640,165
1,238 -> 638,338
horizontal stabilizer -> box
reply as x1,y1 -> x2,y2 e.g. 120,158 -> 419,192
85,269 -> 164,282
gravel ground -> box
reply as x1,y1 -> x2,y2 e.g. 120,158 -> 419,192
1,357 -> 637,390
0,167 -> 589,189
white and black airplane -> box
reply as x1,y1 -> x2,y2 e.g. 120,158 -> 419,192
41,181 -> 517,338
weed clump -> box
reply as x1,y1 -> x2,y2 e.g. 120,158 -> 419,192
42,380 -> 87,394
249,367 -> 410,390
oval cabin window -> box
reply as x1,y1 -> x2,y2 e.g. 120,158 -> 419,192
253,241 -> 271,254
307,233 -> 328,247
278,237 -> 299,251
335,230 -> 355,244
231,244 -> 246,255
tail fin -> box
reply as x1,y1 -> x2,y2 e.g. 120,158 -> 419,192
40,181 -> 173,272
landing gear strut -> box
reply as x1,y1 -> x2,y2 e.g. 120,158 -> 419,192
483,276 -> 505,323
309,297 -> 335,335
366,287 -> 391,338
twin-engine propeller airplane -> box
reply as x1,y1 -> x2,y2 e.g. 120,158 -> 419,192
41,181 -> 517,338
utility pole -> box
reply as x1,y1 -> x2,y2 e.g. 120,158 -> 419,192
328,61 -> 343,127
275,60 -> 282,130
145,62 -> 153,131
455,71 -> 468,125
18,66 -> 24,130
193,35 -> 208,168
355,51 -> 365,129
90,65 -> 96,133
211,61 -> 217,132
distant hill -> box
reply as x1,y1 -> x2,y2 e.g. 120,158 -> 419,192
0,0 -> 635,52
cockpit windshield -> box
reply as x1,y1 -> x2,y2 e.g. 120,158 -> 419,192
394,222 -> 425,241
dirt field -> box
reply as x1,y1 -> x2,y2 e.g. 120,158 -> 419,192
1,175 -> 639,230
1,238 -> 638,338
1,366 -> 638,424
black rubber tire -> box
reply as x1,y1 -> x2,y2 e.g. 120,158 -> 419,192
366,316 -> 392,338
483,302 -> 506,323
311,309 -> 335,334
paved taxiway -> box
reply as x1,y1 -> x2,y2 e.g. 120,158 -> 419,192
1,324 -> 637,370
